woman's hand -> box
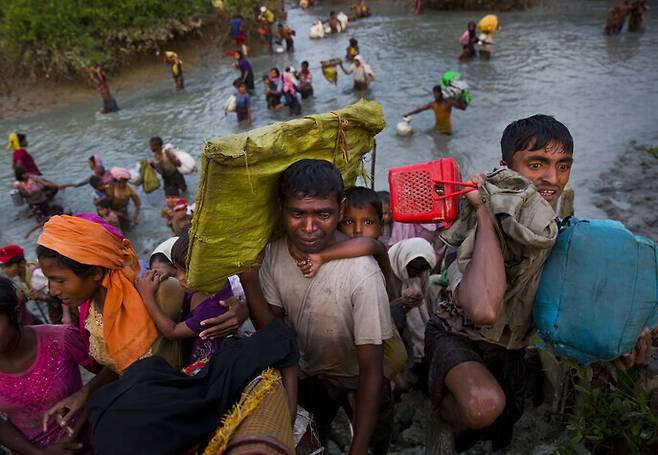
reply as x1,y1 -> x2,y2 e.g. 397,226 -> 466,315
199,297 -> 249,339
613,327 -> 653,369
42,388 -> 89,437
135,270 -> 164,298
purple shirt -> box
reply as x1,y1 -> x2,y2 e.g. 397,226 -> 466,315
13,149 -> 41,175
182,284 -> 234,363
239,59 -> 252,76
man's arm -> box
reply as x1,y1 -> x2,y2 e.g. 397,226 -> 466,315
454,174 -> 506,325
402,102 -> 433,117
351,344 -> 383,455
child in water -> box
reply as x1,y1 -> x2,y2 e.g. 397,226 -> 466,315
96,198 -> 121,229
403,85 -> 460,135
346,38 -> 359,62
136,228 -> 238,364
233,80 -> 252,126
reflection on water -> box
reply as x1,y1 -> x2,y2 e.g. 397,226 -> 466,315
1,0 -> 657,255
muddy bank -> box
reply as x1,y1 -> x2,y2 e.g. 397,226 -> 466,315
0,25 -> 228,121
593,143 -> 658,240
425,0 -> 538,11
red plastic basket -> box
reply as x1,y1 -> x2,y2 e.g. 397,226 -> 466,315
388,158 -> 476,227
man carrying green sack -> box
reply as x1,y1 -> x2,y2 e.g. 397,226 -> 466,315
187,100 -> 385,293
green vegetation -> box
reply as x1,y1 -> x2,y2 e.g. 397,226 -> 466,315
559,361 -> 658,454
0,0 -> 217,89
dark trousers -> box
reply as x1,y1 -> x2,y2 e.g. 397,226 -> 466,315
298,376 -> 393,455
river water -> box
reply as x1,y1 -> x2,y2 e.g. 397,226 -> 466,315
2,0 -> 657,256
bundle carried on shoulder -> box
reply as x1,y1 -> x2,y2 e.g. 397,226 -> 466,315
188,100 -> 386,292
533,217 -> 658,365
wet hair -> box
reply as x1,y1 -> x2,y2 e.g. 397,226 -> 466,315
0,276 -> 20,329
17,133 -> 27,146
407,257 -> 431,274
165,186 -> 180,197
349,38 -> 358,46
301,61 -> 309,68
170,227 -> 189,268
278,159 -> 344,205
237,50 -> 245,59
149,136 -> 164,147
89,175 -> 102,189
432,85 -> 443,97
376,190 -> 390,205
262,74 -> 270,81
97,198 -> 112,209
344,186 -> 383,221
36,245 -> 96,276
14,166 -> 28,181
88,155 -> 96,165
330,11 -> 337,16
149,252 -> 174,270
49,204 -> 65,216
500,114 -> 574,164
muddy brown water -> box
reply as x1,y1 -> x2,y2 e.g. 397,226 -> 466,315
1,0 -> 657,256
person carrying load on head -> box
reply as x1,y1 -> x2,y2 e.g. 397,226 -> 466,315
164,51 -> 184,91
350,0 -> 372,21
477,15 -> 499,59
422,115 -> 653,452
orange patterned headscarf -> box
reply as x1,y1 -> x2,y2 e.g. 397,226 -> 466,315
38,215 -> 157,372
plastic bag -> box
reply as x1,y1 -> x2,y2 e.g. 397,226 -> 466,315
188,100 -> 386,292
321,58 -> 342,85
140,160 -> 161,194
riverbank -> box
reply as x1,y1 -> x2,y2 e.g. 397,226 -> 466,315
593,143 -> 658,241
0,24 -> 225,121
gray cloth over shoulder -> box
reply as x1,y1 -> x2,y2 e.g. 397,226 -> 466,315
439,168 -> 558,349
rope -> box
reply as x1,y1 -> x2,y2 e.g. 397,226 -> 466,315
331,112 -> 350,165
241,149 -> 255,194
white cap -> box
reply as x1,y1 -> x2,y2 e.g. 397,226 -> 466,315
260,6 -> 267,12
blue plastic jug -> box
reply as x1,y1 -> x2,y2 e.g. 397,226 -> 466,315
533,217 -> 658,365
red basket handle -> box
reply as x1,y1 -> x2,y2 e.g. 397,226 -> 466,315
436,187 -> 477,200
434,179 -> 478,188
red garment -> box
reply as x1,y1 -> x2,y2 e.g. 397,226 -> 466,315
12,148 -> 41,175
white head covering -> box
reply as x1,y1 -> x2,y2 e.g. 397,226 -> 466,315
149,237 -> 179,266
260,6 -> 267,12
388,237 -> 437,361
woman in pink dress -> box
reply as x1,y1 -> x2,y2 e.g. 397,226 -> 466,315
0,276 -> 93,453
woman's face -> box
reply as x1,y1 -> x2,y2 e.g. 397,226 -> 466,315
39,258 -> 102,308
88,159 -> 96,171
175,264 -> 188,291
116,179 -> 128,188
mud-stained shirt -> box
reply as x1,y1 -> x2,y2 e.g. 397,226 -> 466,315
260,237 -> 392,388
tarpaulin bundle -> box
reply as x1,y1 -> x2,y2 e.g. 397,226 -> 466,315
188,99 -> 386,292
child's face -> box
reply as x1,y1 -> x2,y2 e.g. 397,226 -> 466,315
381,201 -> 392,225
175,264 -> 188,290
165,196 -> 178,209
339,204 -> 382,239
97,207 -> 109,217
238,84 -> 247,94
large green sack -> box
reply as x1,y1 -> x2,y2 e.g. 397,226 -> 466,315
188,100 -> 386,292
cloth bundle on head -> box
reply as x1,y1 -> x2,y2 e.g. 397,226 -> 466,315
92,154 -> 104,169
7,132 -> 20,151
388,237 -> 437,361
38,215 -> 157,372
150,237 -> 179,265
110,167 -> 131,181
